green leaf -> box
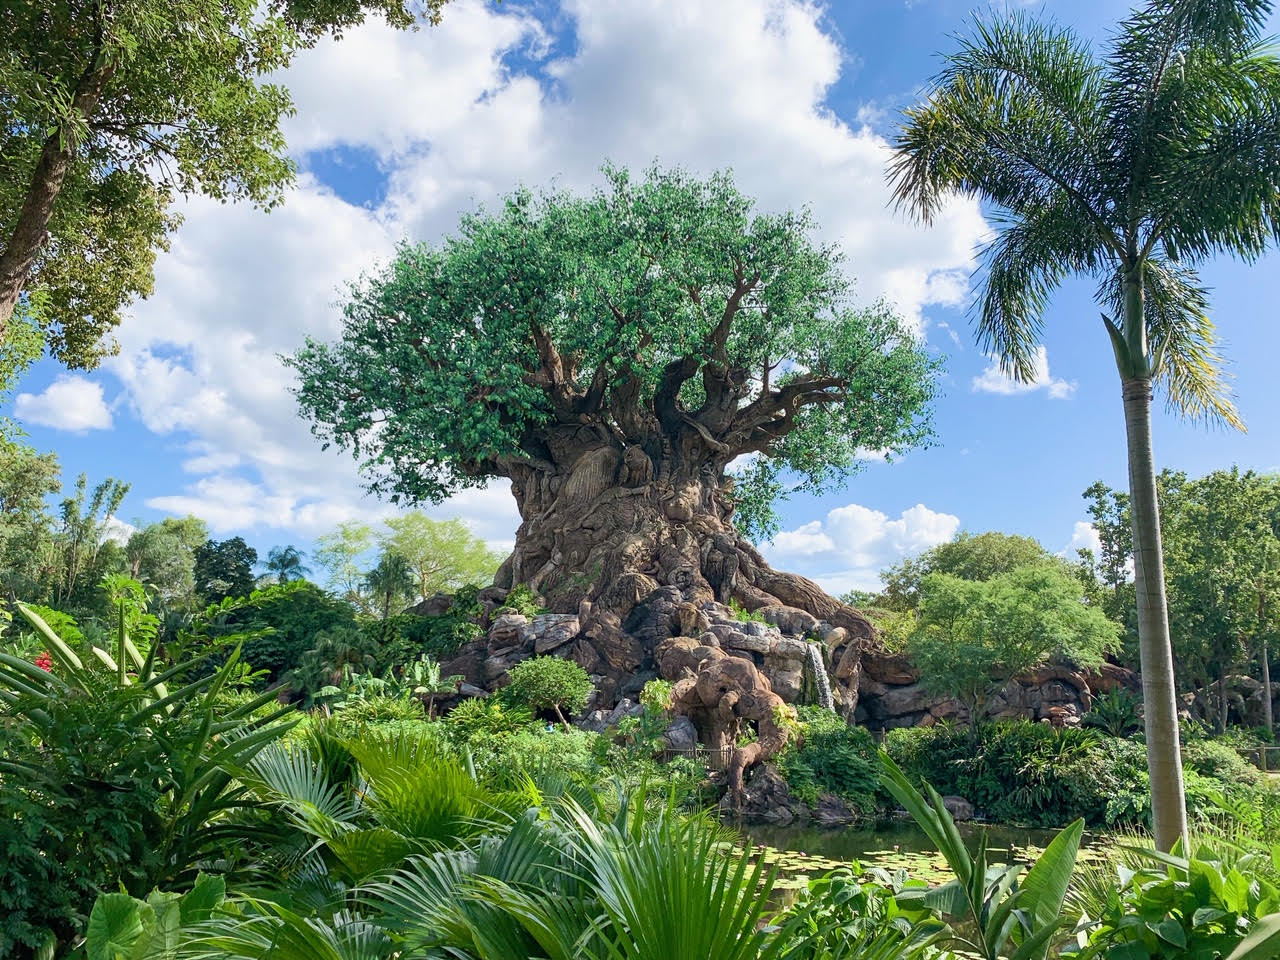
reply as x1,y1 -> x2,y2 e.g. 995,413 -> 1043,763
178,874 -> 226,925
1226,913 -> 1280,960
85,894 -> 150,960
1016,817 -> 1083,959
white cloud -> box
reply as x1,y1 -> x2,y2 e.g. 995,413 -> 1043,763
972,345 -> 1076,399
14,375 -> 113,432
101,515 -> 137,545
98,0 -> 989,549
1063,520 -> 1102,558
765,501 -> 960,594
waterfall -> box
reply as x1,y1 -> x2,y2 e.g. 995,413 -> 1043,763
805,642 -> 834,712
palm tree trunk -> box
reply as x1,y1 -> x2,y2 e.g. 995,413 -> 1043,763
1122,375 -> 1189,852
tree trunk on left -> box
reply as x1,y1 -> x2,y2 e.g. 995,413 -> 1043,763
0,58 -> 116,338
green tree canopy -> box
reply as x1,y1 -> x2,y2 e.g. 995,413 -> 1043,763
124,515 -> 208,605
0,0 -> 446,367
291,166 -> 938,541
193,536 -> 259,606
908,562 -> 1120,720
382,513 -> 500,603
1161,468 -> 1280,731
879,531 -> 1059,611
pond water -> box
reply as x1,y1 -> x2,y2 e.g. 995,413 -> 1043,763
738,819 -> 1108,888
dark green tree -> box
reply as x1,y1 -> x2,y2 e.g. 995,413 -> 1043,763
503,655 -> 594,731
193,536 -> 259,605
292,166 -> 938,657
888,0 -> 1280,850
0,0 -> 447,367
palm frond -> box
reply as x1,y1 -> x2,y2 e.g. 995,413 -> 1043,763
1097,260 -> 1243,428
976,197 -> 1107,381
890,13 -> 1117,252
1143,42 -> 1280,263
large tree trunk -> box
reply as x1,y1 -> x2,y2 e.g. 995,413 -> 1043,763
491,439 -> 872,707
0,52 -> 115,338
1122,375 -> 1189,852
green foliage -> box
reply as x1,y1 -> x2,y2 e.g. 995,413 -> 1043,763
503,655 -> 594,726
729,598 -> 769,623
0,604 -> 292,956
380,512 -> 500,603
292,165 -> 937,540
880,752 -> 1083,960
193,537 -> 258,606
1083,689 -> 1143,738
0,0 -> 445,368
233,581 -> 359,682
1182,738 -> 1262,788
82,873 -> 226,960
769,866 -> 948,960
494,584 -> 545,618
1070,845 -> 1280,960
881,531 -> 1058,611
908,562 -> 1119,719
778,713 -> 879,817
445,696 -> 536,739
884,722 -> 1150,828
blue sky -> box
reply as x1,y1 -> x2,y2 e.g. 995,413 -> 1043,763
9,0 -> 1280,593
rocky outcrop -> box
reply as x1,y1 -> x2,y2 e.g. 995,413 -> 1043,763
438,587 -> 1143,753
855,651 -> 1142,729
726,763 -> 858,826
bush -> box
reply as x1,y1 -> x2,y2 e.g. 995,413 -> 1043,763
503,655 -> 594,727
237,582 -> 360,681
778,711 -> 878,818
1183,737 -> 1262,787
446,696 -> 536,739
467,728 -> 600,786
884,720 -> 1151,827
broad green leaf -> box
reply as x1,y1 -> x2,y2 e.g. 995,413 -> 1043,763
1227,913 -> 1280,960
85,894 -> 150,960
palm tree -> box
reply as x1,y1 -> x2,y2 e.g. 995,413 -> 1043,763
364,551 -> 414,629
888,0 -> 1280,850
266,545 -> 311,584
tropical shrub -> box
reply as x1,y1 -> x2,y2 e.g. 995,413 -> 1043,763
778,711 -> 879,817
445,695 -> 536,739
0,604 -> 291,957
503,655 -> 594,729
1069,845 -> 1280,960
770,866 -> 947,960
1082,689 -> 1143,738
884,721 -> 1149,827
235,581 -> 360,682
880,752 -> 1083,960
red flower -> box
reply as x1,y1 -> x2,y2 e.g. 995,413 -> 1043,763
34,652 -> 52,672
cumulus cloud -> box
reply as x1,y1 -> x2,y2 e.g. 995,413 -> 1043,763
95,0 -> 988,548
765,501 -> 961,595
1063,520 -> 1102,558
15,375 -> 113,432
972,346 -> 1076,399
